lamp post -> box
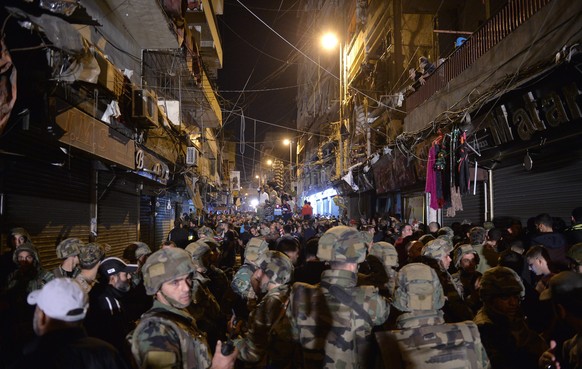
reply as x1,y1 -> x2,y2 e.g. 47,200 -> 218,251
321,32 -> 344,176
283,139 -> 294,188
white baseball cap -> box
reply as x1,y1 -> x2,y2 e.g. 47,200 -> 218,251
27,278 -> 88,322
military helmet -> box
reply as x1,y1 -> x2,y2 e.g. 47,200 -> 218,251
133,242 -> 152,259
13,241 -> 40,265
453,244 -> 479,269
9,227 -> 31,244
185,240 -> 211,260
469,226 -> 487,246
317,225 -> 370,263
567,243 -> 582,264
197,226 -> 215,239
392,263 -> 445,312
142,248 -> 195,295
258,250 -> 294,285
479,266 -> 525,302
78,243 -> 106,269
56,238 -> 83,259
437,226 -> 454,241
244,237 -> 269,264
369,242 -> 399,268
421,238 -> 452,261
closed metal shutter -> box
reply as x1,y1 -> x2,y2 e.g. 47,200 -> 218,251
139,195 -> 156,249
1,159 -> 91,271
492,151 -> 582,226
96,172 -> 138,258
443,184 -> 485,226
154,195 -> 174,249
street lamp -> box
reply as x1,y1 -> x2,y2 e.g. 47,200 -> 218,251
283,138 -> 294,186
321,32 -> 344,176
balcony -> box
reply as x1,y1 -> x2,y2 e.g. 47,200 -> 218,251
406,0 -> 552,114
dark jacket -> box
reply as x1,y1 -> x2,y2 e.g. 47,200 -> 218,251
10,327 -> 128,369
529,232 -> 569,270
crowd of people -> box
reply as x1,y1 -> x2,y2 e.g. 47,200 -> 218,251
0,204 -> 581,369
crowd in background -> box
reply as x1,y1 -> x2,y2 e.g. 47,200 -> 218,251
0,202 -> 581,369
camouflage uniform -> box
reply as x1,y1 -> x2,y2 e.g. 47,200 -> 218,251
474,266 -> 547,369
231,237 -> 268,299
52,237 -> 82,278
375,263 -> 490,369
129,247 -> 213,369
5,242 -> 54,293
287,226 -> 390,369
451,244 -> 480,299
234,251 -> 295,367
421,238 -> 474,322
185,241 -> 222,347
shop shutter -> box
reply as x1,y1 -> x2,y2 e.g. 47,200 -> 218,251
139,195 -> 156,249
492,152 -> 582,227
1,159 -> 91,271
96,172 -> 138,258
154,195 -> 174,249
443,184 -> 485,227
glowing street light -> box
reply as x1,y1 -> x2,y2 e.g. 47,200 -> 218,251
284,138 -> 294,186
321,31 -> 344,175
321,32 -> 339,50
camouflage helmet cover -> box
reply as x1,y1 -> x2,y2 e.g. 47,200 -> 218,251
437,226 -> 454,240
197,226 -> 215,239
453,244 -> 479,269
392,263 -> 445,312
78,242 -> 106,268
258,250 -> 294,285
56,238 -> 83,259
142,248 -> 195,295
13,241 -> 40,265
421,238 -> 452,261
317,225 -> 370,263
185,240 -> 211,260
479,266 -> 525,302
469,226 -> 487,246
244,237 -> 269,264
133,242 -> 152,259
369,241 -> 399,268
9,227 -> 31,242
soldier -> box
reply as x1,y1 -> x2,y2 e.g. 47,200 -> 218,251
421,238 -> 474,322
4,241 -> 54,293
375,263 -> 490,369
567,242 -> 582,273
233,250 -> 295,368
75,242 -> 106,294
128,247 -> 237,369
359,241 -> 399,297
451,244 -> 481,299
474,266 -> 547,369
52,237 -> 83,278
185,240 -> 223,351
287,225 -> 390,369
231,237 -> 269,300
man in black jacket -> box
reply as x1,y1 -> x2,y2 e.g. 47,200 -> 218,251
11,278 -> 128,369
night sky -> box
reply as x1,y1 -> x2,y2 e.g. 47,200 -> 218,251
217,0 -> 301,185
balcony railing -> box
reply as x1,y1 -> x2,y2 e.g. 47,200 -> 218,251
406,0 -> 552,113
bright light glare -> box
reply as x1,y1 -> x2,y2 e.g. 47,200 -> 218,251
250,199 -> 259,208
283,138 -> 290,145
321,33 -> 338,50
255,175 -> 259,179
267,159 -> 273,165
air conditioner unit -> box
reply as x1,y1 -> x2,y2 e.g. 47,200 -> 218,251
132,89 -> 158,128
186,147 -> 198,165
